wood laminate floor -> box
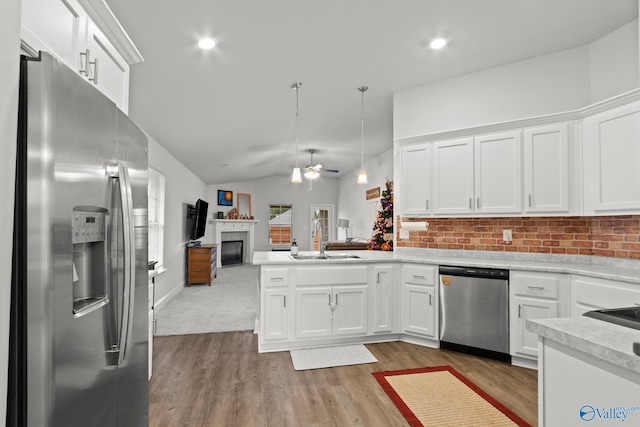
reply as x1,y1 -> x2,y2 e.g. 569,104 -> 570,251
149,332 -> 537,426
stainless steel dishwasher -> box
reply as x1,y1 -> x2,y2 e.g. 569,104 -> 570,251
439,265 -> 510,362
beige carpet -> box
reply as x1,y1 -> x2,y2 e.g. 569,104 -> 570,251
373,366 -> 530,427
154,264 -> 257,335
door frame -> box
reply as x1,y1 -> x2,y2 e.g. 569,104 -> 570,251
309,204 -> 334,251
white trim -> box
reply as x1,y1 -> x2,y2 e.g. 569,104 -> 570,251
77,0 -> 143,65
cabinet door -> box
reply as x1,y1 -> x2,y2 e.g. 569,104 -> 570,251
432,138 -> 474,215
524,123 -> 570,214
373,265 -> 393,333
401,143 -> 431,215
263,288 -> 288,341
295,287 -> 332,338
21,0 -> 86,69
402,284 -> 436,338
333,285 -> 368,336
571,275 -> 640,316
584,101 -> 640,213
512,297 -> 558,358
85,20 -> 130,112
474,131 -> 522,214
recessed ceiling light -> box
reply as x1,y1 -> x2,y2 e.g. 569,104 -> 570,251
198,38 -> 217,50
430,38 -> 447,50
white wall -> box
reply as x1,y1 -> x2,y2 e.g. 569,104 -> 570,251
147,135 -> 207,308
589,19 -> 639,103
337,150 -> 394,241
0,0 -> 21,423
393,21 -> 639,140
207,175 -> 339,252
393,46 -> 592,139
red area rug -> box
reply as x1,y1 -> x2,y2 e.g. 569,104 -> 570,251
372,366 -> 531,427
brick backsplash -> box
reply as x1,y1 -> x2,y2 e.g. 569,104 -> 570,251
396,215 -> 640,259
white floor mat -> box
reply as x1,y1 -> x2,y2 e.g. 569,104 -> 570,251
290,344 -> 378,371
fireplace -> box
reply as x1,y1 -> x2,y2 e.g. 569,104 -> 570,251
221,240 -> 243,266
212,220 -> 258,268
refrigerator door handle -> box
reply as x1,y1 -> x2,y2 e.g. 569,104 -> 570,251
110,164 -> 136,364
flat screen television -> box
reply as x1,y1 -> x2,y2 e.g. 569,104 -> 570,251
189,199 -> 209,241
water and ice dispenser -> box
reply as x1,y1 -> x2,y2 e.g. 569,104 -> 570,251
72,207 -> 109,316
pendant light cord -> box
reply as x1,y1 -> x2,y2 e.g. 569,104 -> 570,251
292,82 -> 301,168
359,86 -> 368,169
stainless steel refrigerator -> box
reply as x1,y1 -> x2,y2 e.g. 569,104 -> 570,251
9,52 -> 149,426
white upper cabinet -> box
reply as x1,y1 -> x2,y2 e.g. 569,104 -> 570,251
432,132 -> 522,215
432,137 -> 475,215
523,123 -> 571,214
400,143 -> 431,215
21,0 -> 87,70
583,100 -> 640,214
21,0 -> 141,113
474,131 -> 522,214
85,20 -> 130,111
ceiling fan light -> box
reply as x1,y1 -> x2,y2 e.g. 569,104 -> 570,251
304,169 -> 319,180
291,167 -> 302,183
357,169 -> 368,184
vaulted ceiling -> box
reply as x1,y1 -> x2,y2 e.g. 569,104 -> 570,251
106,0 -> 638,184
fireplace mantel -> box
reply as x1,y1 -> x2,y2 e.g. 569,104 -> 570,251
211,220 -> 259,267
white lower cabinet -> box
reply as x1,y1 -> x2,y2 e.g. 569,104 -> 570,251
263,287 -> 288,341
294,265 -> 369,339
260,267 -> 290,343
570,274 -> 640,316
372,265 -> 393,333
295,285 -> 368,338
402,265 -> 438,339
510,271 -> 568,363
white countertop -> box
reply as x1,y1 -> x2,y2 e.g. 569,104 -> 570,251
252,248 -> 640,284
527,317 -> 640,375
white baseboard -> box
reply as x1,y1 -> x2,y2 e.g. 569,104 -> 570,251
155,282 -> 184,311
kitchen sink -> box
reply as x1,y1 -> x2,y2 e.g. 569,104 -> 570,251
289,254 -> 361,260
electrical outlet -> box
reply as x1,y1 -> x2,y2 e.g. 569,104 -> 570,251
400,229 -> 410,240
503,229 -> 512,243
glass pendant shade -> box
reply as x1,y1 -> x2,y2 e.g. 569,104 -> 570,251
357,169 -> 368,184
291,167 -> 302,183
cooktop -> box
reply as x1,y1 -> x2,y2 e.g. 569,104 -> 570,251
584,307 -> 640,331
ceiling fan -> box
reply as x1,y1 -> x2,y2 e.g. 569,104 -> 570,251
304,149 -> 338,180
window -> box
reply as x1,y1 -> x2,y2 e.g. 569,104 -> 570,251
268,204 -> 292,245
148,167 -> 165,267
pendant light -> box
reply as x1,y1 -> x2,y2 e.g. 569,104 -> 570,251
291,82 -> 302,183
357,86 -> 368,184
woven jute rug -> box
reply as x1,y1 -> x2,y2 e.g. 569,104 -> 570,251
372,366 -> 530,427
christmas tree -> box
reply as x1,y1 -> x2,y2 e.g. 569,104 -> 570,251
371,179 -> 393,251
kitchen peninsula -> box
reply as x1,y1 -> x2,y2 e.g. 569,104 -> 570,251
527,317 -> 640,425
252,249 -> 640,358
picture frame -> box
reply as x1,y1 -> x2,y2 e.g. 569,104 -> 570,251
217,190 -> 233,206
